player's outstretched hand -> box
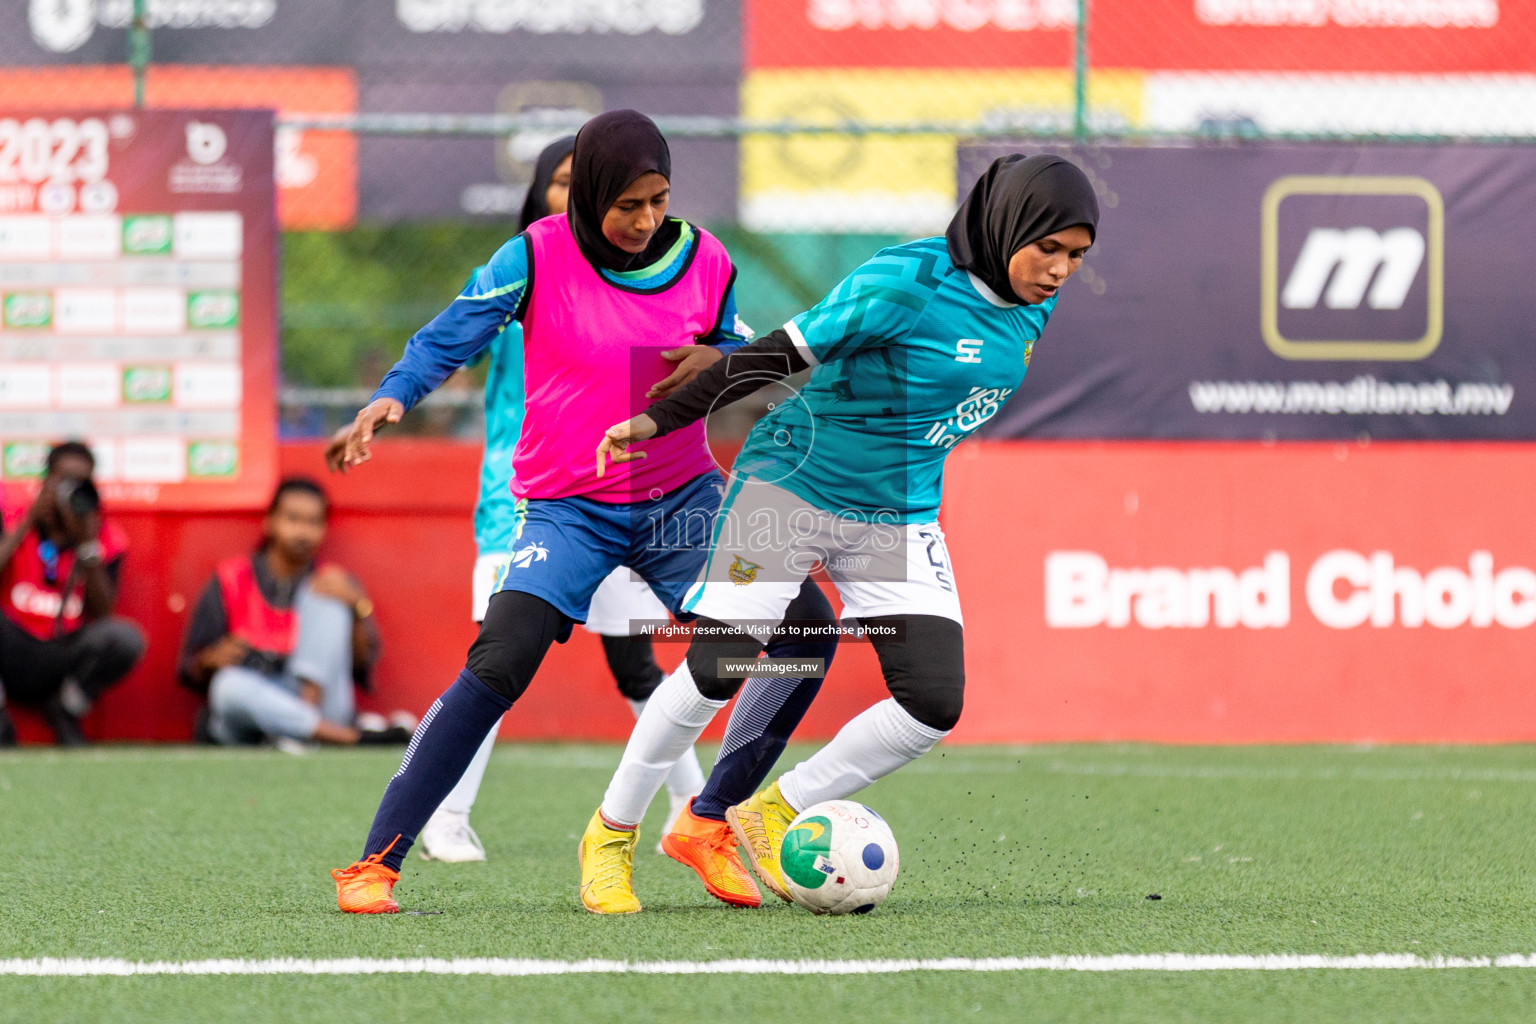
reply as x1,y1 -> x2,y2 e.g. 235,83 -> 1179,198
322,424 -> 352,473
647,345 -> 722,400
596,414 -> 658,478
328,398 -> 405,472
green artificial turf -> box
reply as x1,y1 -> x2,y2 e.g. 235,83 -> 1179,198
2,743 -> 1534,1023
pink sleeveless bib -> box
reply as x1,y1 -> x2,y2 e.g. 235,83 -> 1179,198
514,216 -> 731,502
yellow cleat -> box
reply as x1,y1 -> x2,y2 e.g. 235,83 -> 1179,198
725,780 -> 798,903
578,808 -> 642,914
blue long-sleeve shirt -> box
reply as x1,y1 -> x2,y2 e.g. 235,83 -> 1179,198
374,222 -> 751,415
372,221 -> 751,553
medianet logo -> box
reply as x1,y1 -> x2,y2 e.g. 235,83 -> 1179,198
1282,228 -> 1424,312
29,0 -> 276,54
1260,176 -> 1444,362
1045,550 -> 1536,630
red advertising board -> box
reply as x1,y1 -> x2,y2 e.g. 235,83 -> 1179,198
0,109 -> 278,510
14,439 -> 1536,746
747,0 -> 1076,68
747,0 -> 1531,72
943,440 -> 1536,744
1094,0 -> 1533,73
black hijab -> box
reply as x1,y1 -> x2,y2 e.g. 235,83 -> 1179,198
517,135 -> 576,233
567,109 -> 681,272
946,154 -> 1100,303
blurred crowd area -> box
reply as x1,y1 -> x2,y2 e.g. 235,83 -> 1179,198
2,0 -> 1533,437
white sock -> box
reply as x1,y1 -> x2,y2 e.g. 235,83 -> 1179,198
437,714 -> 501,815
778,699 -> 947,810
602,662 -> 726,827
627,698 -> 706,801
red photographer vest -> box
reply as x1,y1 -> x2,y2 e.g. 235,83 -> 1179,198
1,505 -> 127,640
215,556 -> 305,659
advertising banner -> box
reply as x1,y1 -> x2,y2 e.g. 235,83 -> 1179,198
5,1 -> 737,78
0,67 -> 358,229
1095,0 -> 1528,73
943,440 -> 1536,744
353,0 -> 738,77
358,77 -> 739,224
350,1 -> 741,221
957,143 -> 1536,440
0,1 -> 334,63
747,0 -> 1076,67
0,109 -> 277,509
743,1 -> 1536,136
744,0 -> 1529,72
3,1 -> 740,225
740,69 -> 1141,231
75,438 -> 1536,743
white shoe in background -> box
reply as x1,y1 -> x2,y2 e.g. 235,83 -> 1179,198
418,808 -> 487,863
355,711 -> 388,733
657,789 -> 699,855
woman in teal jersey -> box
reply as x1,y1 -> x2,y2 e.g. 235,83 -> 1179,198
586,154 -> 1099,906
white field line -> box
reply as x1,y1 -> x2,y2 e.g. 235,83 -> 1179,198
3,747 -> 1532,784
4,954 -> 1536,977
1038,763 -> 1536,784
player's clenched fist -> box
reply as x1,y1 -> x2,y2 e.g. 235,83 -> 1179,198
595,413 -> 658,478
326,398 -> 405,472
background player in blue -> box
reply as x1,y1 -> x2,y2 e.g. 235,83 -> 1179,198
590,154 -> 1100,907
411,136 -> 709,864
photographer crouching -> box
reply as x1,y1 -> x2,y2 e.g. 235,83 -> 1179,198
0,441 -> 145,746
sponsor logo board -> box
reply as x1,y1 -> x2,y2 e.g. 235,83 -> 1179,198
942,441 -> 1536,743
957,144 -> 1536,439
740,69 -> 1142,231
357,76 -> 737,222
1261,176 -> 1443,361
747,0 -> 1532,71
0,110 -> 276,508
1047,549 -> 1536,630
0,66 -> 356,229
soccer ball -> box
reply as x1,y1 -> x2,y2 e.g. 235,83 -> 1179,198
780,800 -> 899,915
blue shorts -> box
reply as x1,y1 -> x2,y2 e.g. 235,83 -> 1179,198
494,470 -> 726,628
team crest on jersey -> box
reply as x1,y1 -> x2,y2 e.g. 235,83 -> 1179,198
728,555 -> 761,586
1023,339 -> 1035,368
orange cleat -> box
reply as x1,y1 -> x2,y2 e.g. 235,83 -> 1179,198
331,839 -> 402,914
661,799 -> 763,908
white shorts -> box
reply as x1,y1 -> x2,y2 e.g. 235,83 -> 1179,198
680,477 -> 963,643
472,556 -> 668,635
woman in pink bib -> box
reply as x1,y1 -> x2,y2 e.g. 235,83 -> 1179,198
327,111 -> 836,915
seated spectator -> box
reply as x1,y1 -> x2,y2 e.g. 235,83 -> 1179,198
178,477 -> 413,748
0,441 -> 146,746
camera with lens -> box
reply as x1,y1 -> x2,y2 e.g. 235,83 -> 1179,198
54,476 -> 101,520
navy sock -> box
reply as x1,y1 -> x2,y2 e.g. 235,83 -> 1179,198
692,634 -> 833,821
363,669 -> 512,870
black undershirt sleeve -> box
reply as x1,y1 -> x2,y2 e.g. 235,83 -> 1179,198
646,329 -> 810,438
178,576 -> 228,694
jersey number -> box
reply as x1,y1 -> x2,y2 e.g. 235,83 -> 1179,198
955,338 -> 984,364
918,529 -> 955,592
